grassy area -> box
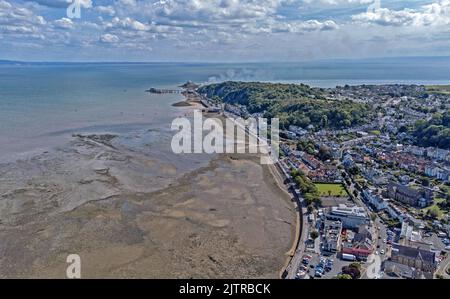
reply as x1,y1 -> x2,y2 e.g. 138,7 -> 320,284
421,197 -> 447,220
426,85 -> 450,95
315,183 -> 348,197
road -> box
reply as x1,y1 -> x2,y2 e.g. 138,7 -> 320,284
286,206 -> 310,279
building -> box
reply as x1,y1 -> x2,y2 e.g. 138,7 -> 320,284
382,260 -> 424,279
425,165 -> 450,181
362,189 -> 388,211
427,147 -> 449,161
341,226 -> 373,261
322,219 -> 342,252
390,243 -> 437,278
385,203 -> 405,223
384,183 -> 433,208
325,204 -> 369,229
288,125 -> 308,136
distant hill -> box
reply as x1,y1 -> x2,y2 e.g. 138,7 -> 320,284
0,60 -> 25,65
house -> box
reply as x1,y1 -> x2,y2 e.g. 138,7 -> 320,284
288,125 -> 308,136
427,147 -> 449,161
323,219 -> 342,252
390,244 -> 437,278
382,260 -> 424,279
362,189 -> 388,211
341,226 -> 373,261
405,145 -> 426,157
385,203 -> 406,223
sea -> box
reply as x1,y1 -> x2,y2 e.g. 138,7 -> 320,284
1,57 -> 450,161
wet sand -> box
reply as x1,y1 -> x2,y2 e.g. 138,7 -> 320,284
0,113 -> 295,279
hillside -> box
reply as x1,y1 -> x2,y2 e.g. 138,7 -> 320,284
198,81 -> 372,130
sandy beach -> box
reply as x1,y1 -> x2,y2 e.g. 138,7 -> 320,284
0,94 -> 296,278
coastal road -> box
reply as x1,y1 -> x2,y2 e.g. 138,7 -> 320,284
286,206 -> 309,279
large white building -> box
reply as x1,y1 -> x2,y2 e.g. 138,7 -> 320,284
326,204 -> 369,229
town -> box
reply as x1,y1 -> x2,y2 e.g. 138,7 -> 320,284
197,82 -> 450,280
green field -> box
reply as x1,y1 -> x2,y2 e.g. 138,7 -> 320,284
315,183 -> 348,197
421,197 -> 446,220
426,85 -> 450,95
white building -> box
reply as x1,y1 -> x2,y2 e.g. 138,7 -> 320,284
363,189 -> 389,211
326,204 -> 369,229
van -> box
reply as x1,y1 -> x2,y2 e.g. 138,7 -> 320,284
341,253 -> 357,261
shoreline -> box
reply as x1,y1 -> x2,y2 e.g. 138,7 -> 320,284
0,87 -> 295,278
190,89 -> 298,278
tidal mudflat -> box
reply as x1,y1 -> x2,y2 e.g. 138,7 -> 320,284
0,125 -> 295,278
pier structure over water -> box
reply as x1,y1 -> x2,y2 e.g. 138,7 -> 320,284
146,87 -> 182,94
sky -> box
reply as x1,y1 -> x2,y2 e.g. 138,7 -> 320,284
1,0 -> 450,62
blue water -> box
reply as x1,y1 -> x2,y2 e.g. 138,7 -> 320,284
1,58 -> 450,159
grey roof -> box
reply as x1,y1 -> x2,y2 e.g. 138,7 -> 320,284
382,260 -> 421,279
392,244 -> 436,265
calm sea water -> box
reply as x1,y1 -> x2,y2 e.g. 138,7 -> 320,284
1,58 -> 450,160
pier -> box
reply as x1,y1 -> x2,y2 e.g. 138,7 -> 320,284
146,87 -> 182,94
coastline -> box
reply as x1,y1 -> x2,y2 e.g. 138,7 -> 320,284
198,99 -> 298,278
0,87 -> 295,278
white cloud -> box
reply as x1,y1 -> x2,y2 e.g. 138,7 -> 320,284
0,0 -> 46,37
352,0 -> 450,27
95,5 -> 115,16
100,33 -> 119,43
23,0 -> 92,8
53,17 -> 73,29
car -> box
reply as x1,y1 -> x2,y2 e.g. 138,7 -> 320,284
315,267 -> 324,277
375,251 -> 379,255
296,270 -> 307,278
298,265 -> 308,272
302,255 -> 311,265
383,239 -> 386,243
380,249 -> 385,255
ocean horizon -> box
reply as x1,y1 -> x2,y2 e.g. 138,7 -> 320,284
1,58 -> 450,160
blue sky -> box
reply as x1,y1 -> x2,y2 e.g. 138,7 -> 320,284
1,0 -> 450,62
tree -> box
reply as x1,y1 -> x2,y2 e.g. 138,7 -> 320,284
334,274 -> 352,279
318,145 -> 332,161
421,177 -> 430,187
310,231 -> 319,240
307,205 -> 314,214
349,262 -> 361,270
427,207 -> 439,219
341,264 -> 361,279
370,212 -> 377,222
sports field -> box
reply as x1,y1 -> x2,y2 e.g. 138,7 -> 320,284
315,183 -> 348,197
